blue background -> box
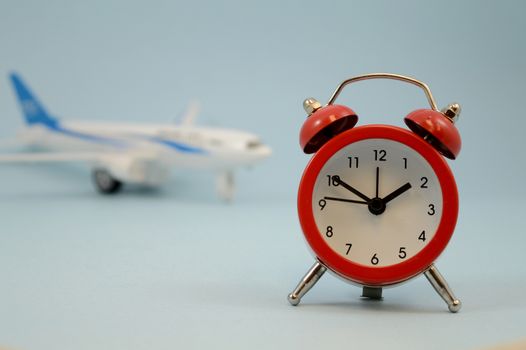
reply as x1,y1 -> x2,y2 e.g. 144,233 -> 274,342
0,1 -> 525,349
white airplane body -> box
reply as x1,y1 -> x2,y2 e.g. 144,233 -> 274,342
0,73 -> 271,199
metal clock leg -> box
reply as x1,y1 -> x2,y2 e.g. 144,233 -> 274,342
362,286 -> 383,299
424,264 -> 462,313
288,261 -> 327,306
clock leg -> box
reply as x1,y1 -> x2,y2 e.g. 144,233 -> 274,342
362,286 -> 383,299
424,264 -> 462,313
288,261 -> 327,306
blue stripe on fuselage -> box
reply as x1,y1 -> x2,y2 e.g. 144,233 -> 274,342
50,124 -> 127,147
40,123 -> 207,155
147,137 -> 207,154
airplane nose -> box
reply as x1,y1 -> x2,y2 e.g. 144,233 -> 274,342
257,144 -> 272,159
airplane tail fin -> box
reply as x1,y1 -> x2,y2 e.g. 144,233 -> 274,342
177,100 -> 200,126
9,72 -> 59,128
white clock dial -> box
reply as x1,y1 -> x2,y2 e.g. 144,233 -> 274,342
312,138 -> 442,267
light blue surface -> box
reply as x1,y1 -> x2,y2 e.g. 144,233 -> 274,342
0,1 -> 525,349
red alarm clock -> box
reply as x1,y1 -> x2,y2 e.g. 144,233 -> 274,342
288,73 -> 462,312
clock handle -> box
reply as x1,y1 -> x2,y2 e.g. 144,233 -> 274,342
325,72 -> 462,159
424,264 -> 462,313
327,73 -> 439,111
300,72 -> 462,157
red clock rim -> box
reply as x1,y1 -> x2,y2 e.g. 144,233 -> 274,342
297,125 -> 458,286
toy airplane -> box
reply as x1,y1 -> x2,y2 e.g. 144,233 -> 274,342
0,73 -> 271,200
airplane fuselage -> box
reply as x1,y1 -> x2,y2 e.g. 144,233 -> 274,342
16,121 -> 271,186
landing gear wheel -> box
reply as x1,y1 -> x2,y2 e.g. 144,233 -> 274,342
92,169 -> 122,194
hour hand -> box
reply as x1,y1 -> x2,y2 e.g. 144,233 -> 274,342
382,182 -> 412,204
332,176 -> 372,202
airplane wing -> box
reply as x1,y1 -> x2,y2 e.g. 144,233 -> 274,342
0,138 -> 27,149
0,151 -> 103,163
0,150 -> 170,188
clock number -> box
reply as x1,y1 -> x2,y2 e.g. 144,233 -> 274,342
326,226 -> 334,238
318,199 -> 326,210
348,156 -> 359,168
374,149 -> 386,161
345,243 -> 352,255
420,177 -> 429,188
398,247 -> 407,259
403,157 -> 407,169
371,253 -> 379,265
327,175 -> 340,187
427,204 -> 435,216
418,230 -> 426,242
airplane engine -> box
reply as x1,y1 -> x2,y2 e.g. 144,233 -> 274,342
92,155 -> 170,193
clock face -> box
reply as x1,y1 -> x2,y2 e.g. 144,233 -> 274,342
312,138 -> 442,267
298,125 -> 458,285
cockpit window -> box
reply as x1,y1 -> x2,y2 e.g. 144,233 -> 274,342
246,140 -> 262,149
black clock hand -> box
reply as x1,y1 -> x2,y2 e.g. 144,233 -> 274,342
332,176 -> 372,202
382,182 -> 412,204
324,196 -> 368,205
375,167 -> 379,198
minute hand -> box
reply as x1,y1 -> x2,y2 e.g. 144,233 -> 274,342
382,182 -> 412,204
333,177 -> 372,202
324,196 -> 368,205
